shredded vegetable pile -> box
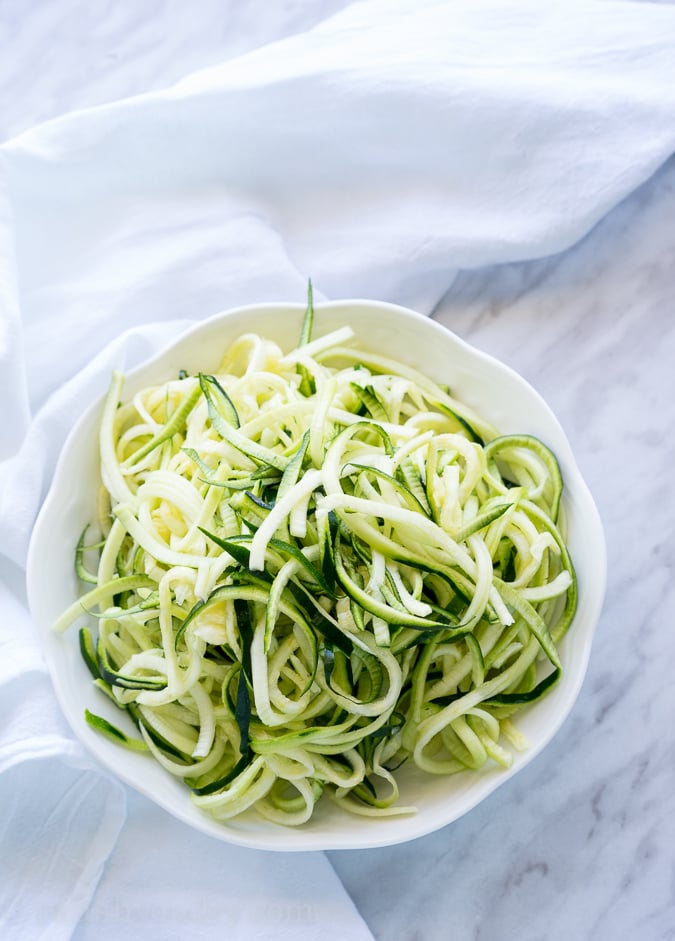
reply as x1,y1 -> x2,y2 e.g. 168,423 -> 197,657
55,292 -> 576,825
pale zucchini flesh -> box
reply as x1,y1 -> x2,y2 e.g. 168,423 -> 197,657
55,288 -> 577,824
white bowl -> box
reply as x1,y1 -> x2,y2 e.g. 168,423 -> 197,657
27,300 -> 606,851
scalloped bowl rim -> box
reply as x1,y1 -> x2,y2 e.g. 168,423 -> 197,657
27,299 -> 606,851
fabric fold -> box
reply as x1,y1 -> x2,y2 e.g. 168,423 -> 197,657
0,671 -> 127,941
72,790 -> 374,941
0,157 -> 28,459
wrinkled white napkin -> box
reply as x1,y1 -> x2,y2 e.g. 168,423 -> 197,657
2,0 -> 675,938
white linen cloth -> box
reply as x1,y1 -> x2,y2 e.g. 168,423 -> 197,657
2,0 -> 675,938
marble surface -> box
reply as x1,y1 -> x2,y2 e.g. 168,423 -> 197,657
3,2 -> 675,939
330,156 -> 675,940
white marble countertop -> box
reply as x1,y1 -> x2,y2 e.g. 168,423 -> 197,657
331,156 -> 675,940
2,2 -> 674,939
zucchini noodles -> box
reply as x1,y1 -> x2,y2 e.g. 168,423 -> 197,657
55,293 -> 576,824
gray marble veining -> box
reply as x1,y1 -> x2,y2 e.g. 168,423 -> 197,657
2,3 -> 675,939
329,155 -> 675,941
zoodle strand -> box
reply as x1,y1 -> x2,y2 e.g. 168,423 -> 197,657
55,296 -> 576,825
